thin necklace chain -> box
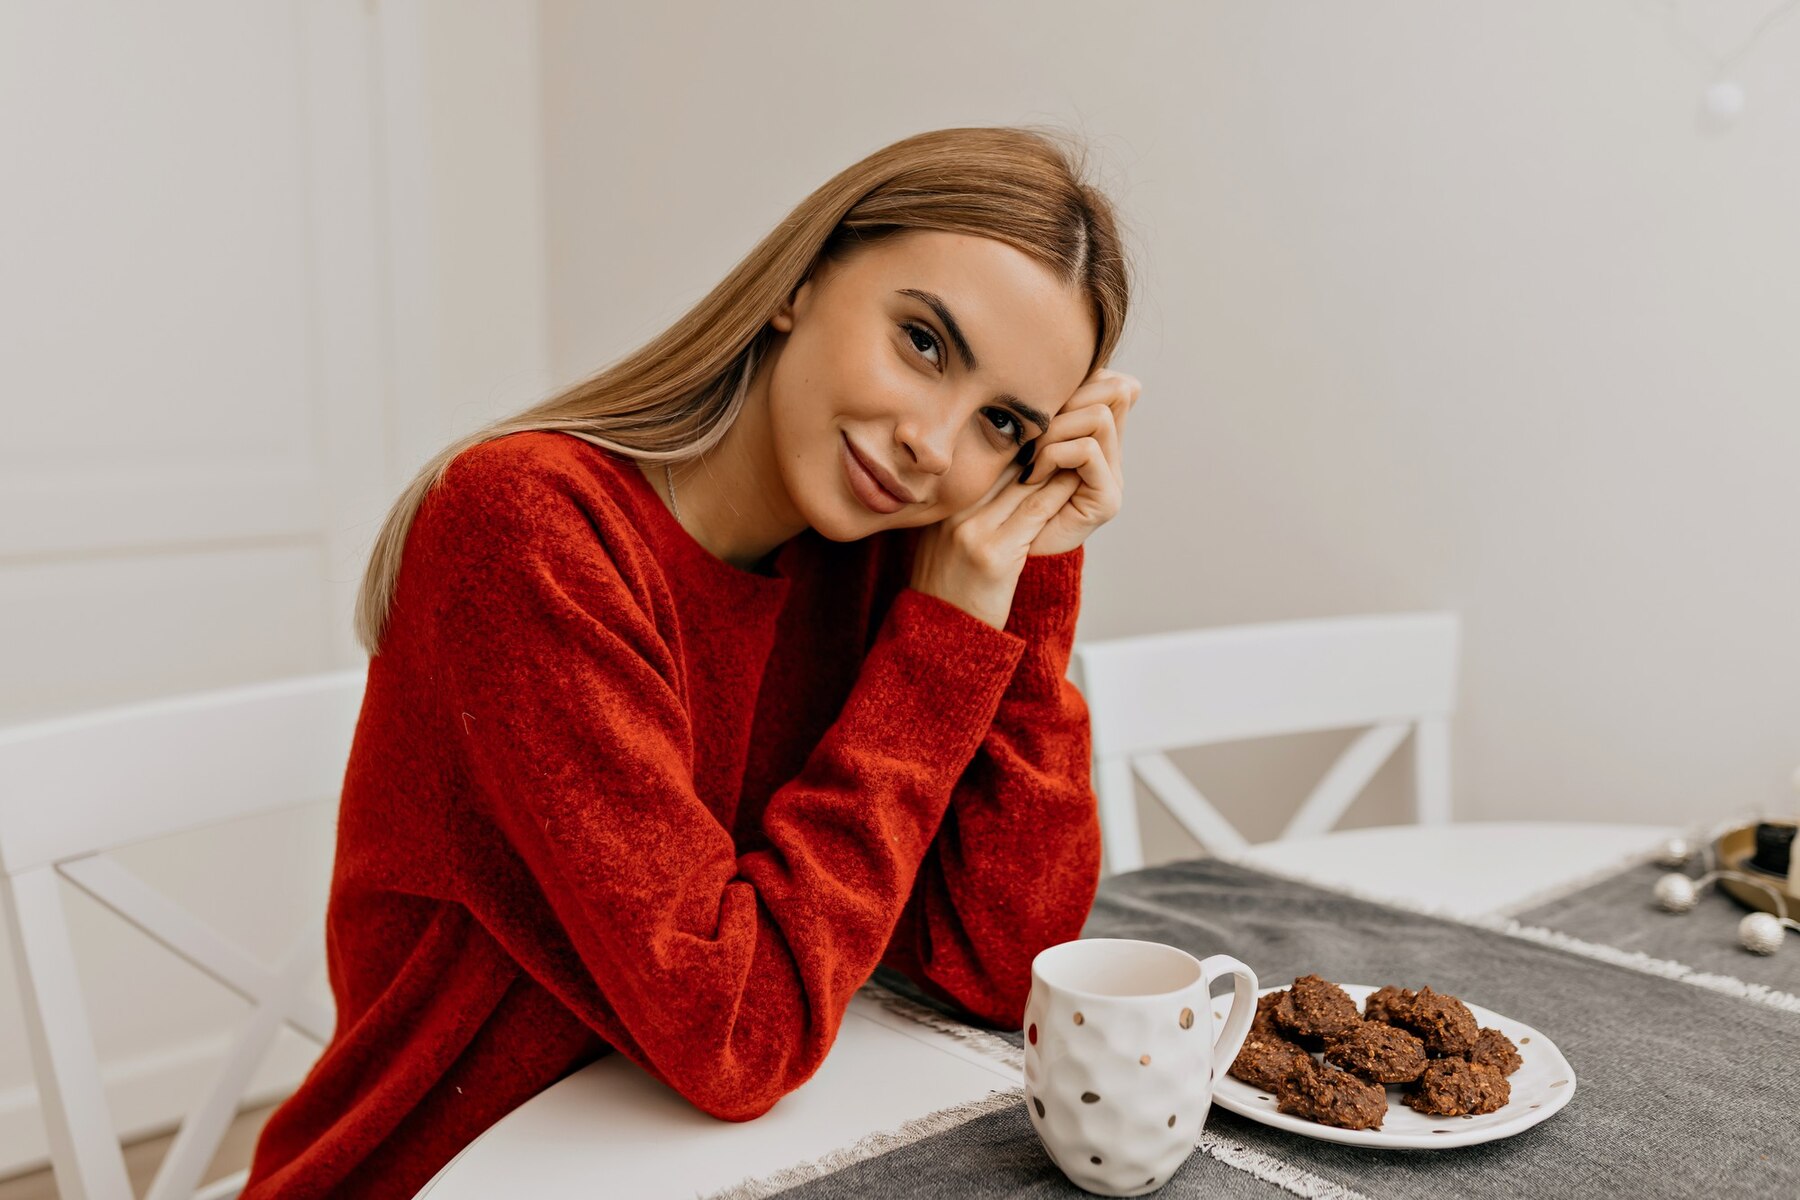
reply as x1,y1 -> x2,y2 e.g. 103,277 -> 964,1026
664,462 -> 681,524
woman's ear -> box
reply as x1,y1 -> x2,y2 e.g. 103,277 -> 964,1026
771,274 -> 814,333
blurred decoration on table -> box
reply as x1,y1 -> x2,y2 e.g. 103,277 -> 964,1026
1650,765 -> 1800,954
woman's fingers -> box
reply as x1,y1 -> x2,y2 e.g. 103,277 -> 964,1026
996,470 -> 1082,541
1025,404 -> 1119,485
960,459 -> 1057,533
1023,435 -> 1113,503
1059,369 -> 1138,445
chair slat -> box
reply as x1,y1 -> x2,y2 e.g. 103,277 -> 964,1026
0,669 -> 363,874
1,866 -> 136,1200
1077,613 -> 1458,760
1413,715 -> 1453,825
58,853 -> 334,1043
1094,756 -> 1144,875
1130,753 -> 1251,861
144,932 -> 323,1200
193,1169 -> 249,1200
1280,721 -> 1412,842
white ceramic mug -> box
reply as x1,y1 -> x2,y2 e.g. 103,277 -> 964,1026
1022,938 -> 1257,1197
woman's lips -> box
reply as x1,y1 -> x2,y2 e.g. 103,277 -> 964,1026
842,434 -> 907,514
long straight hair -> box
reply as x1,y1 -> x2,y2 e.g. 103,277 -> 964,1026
353,125 -> 1134,656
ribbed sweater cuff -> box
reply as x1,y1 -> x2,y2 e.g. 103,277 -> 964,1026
1002,545 -> 1084,698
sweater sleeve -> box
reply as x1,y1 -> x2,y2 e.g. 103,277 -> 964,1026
877,544 -> 1104,1029
417,460 -> 1032,1121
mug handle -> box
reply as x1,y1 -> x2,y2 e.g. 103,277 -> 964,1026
1198,954 -> 1258,1078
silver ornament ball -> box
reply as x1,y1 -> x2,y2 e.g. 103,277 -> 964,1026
1657,837 -> 1692,868
1653,873 -> 1699,913
1739,912 -> 1784,955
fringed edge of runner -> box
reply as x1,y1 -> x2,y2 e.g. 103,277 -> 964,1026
853,982 -> 1025,1069
696,1086 -> 1023,1200
1490,919 -> 1800,1015
1237,856 -> 1800,1016
1193,1132 -> 1374,1200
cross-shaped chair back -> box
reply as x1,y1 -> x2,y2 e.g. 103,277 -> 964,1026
0,669 -> 364,1200
1071,612 -> 1460,875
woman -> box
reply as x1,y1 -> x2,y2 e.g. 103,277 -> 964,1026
242,125 -> 1138,1199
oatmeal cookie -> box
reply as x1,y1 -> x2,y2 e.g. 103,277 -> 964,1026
1228,1025 -> 1311,1092
1467,1026 -> 1522,1076
1272,974 -> 1362,1048
1362,984 -> 1417,1025
1402,1057 -> 1510,1116
1390,985 -> 1479,1056
1322,1020 -> 1428,1084
1273,1056 -> 1387,1130
1251,989 -> 1287,1034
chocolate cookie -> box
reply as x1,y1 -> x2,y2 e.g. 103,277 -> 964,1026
1362,984 -> 1417,1025
1251,989 -> 1287,1034
1390,985 -> 1479,1056
1403,1057 -> 1510,1116
1322,1020 -> 1428,1084
1229,1026 -> 1311,1092
1274,1056 -> 1387,1130
1272,974 -> 1362,1048
1467,1026 -> 1522,1076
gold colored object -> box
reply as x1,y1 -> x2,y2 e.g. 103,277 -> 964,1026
1711,821 -> 1799,918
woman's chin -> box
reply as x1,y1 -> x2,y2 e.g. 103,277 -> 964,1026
810,507 -> 885,543
804,494 -> 917,543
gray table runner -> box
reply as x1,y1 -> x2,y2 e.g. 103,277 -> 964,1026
1515,859 -> 1800,997
710,855 -> 1799,1200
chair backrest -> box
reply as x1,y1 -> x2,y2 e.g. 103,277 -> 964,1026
0,669 -> 365,1200
1070,612 -> 1460,874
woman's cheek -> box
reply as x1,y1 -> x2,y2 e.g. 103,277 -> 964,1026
932,471 -> 988,519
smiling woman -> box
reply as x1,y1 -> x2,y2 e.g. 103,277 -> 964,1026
239,127 -> 1136,1200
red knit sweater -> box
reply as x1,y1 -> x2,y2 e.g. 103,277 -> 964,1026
240,430 -> 1101,1199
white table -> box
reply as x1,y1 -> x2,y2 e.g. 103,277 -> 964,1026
1234,820 -> 1681,920
414,821 -> 1678,1199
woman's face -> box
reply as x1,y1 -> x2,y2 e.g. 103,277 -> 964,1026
766,229 -> 1099,540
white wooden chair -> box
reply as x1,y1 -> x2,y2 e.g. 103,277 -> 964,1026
1071,612 -> 1461,875
0,669 -> 364,1200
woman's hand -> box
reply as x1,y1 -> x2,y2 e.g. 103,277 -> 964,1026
909,459 -> 1084,630
1017,366 -> 1138,557
906,365 -> 1136,629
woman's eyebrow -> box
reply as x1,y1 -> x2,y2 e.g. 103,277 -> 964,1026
896,287 -> 1054,435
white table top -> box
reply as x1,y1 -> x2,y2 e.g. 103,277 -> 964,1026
1234,820 -> 1680,920
414,821 -> 1678,1199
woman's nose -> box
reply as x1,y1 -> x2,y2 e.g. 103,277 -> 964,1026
893,411 -> 957,475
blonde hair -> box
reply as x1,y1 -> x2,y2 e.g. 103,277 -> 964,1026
353,125 -> 1134,656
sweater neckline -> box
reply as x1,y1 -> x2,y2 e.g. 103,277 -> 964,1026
600,442 -> 799,597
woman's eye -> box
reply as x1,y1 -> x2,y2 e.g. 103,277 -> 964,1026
902,321 -> 942,368
984,408 -> 1027,446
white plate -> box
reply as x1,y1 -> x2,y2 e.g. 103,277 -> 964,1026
1209,984 -> 1576,1150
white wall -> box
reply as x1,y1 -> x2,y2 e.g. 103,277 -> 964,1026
538,0 -> 1800,853
0,0 -> 548,1180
